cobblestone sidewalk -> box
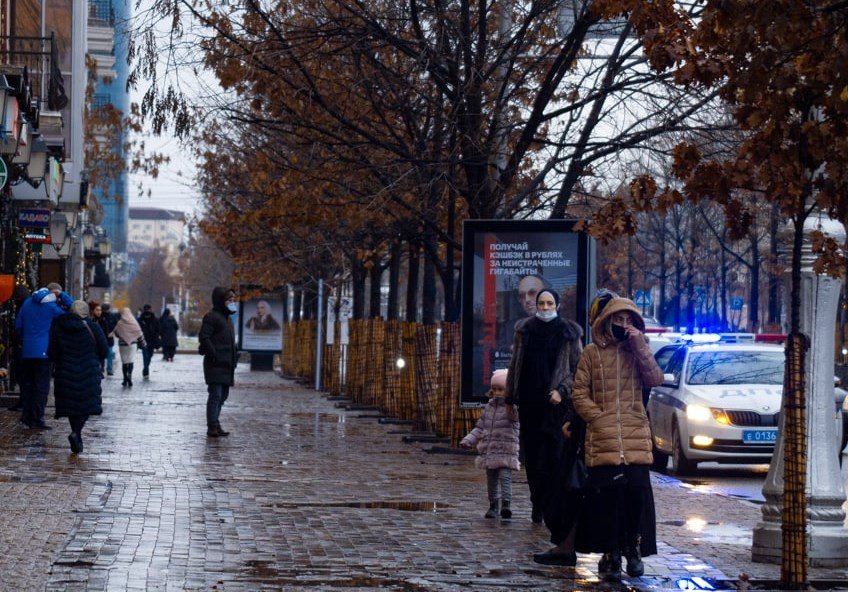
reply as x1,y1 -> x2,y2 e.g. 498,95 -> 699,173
0,353 -> 846,590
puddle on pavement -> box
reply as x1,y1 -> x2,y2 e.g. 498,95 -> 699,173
265,501 -> 451,512
285,412 -> 344,422
660,518 -> 752,545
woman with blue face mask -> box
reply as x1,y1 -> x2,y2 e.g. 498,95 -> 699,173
504,288 -> 583,562
198,287 -> 239,437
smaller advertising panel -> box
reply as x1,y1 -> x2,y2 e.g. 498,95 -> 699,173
239,294 -> 284,351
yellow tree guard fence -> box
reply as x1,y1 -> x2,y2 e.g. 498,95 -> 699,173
281,319 -> 481,443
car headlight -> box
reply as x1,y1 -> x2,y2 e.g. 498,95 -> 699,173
686,404 -> 712,422
712,409 -> 731,425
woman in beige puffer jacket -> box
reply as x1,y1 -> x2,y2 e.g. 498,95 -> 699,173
571,295 -> 663,581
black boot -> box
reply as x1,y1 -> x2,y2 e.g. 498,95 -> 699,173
207,423 -> 220,437
127,364 -> 134,387
484,501 -> 498,519
598,552 -> 622,581
625,542 -> 644,577
121,364 -> 129,387
215,422 -> 230,437
500,500 -> 512,519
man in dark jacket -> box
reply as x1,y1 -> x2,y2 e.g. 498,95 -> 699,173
198,287 -> 238,437
137,304 -> 161,379
15,283 -> 73,429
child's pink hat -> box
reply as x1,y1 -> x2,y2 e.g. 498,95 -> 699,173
491,369 -> 508,389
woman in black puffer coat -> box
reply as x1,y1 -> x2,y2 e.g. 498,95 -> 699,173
159,308 -> 179,361
48,300 -> 109,454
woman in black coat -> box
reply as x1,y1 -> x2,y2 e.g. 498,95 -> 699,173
48,300 -> 109,454
159,308 -> 179,361
198,287 -> 238,437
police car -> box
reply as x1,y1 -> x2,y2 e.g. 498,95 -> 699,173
647,338 -> 844,474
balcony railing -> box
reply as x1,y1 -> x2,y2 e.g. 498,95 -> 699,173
0,33 -> 68,111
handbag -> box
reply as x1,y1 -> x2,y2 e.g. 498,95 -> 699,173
565,446 -> 588,490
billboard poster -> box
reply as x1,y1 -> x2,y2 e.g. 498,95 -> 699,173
461,220 -> 592,407
239,295 -> 284,351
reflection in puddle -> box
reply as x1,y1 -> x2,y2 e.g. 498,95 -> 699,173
660,518 -> 752,545
266,501 -> 451,512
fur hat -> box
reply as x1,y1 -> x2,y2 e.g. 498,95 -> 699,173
70,300 -> 90,318
490,369 -> 508,390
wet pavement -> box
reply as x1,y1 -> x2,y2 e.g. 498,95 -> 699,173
1,354 -> 848,590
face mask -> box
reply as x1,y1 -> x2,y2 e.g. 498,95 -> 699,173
611,324 -> 627,341
226,302 -> 238,314
536,309 -> 558,322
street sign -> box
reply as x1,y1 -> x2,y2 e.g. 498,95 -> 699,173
730,297 -> 744,311
634,290 -> 652,307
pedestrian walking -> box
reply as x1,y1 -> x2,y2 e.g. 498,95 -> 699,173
15,282 -> 73,429
199,287 -> 238,437
48,300 -> 108,454
137,304 -> 161,379
159,308 -> 179,361
504,288 -> 583,525
571,294 -> 663,581
460,369 -> 520,519
6,284 -> 30,412
112,308 -> 146,387
97,303 -> 119,376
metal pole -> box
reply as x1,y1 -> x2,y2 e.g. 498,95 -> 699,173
315,278 -> 323,391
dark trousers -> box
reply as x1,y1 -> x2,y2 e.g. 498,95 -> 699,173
20,358 -> 52,426
69,415 -> 88,435
206,384 -> 230,425
162,346 -> 176,360
518,402 -> 556,513
141,345 -> 155,374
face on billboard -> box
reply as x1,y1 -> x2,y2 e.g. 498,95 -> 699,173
518,275 -> 544,316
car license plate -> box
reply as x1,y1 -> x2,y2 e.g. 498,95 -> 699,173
742,430 -> 777,443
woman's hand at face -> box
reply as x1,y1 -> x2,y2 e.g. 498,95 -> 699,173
561,421 -> 572,438
549,390 -> 562,405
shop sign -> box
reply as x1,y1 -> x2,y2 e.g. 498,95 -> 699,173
24,232 -> 50,244
17,208 -> 51,228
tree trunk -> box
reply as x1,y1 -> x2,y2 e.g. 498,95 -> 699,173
405,242 -> 420,323
749,232 -> 761,332
292,289 -> 302,322
781,214 -> 808,587
369,261 -> 384,319
351,259 -> 366,320
387,239 -> 401,320
768,203 -> 781,327
422,254 -> 437,325
281,285 -> 289,323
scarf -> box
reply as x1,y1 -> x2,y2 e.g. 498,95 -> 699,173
113,307 -> 144,343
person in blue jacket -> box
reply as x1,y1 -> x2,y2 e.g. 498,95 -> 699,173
15,282 -> 74,429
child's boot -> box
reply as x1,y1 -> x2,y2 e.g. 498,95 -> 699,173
500,500 -> 512,519
485,500 -> 499,519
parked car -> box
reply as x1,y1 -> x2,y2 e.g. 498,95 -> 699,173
647,340 -> 844,474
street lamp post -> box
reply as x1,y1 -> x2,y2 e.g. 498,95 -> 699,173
752,211 -> 848,566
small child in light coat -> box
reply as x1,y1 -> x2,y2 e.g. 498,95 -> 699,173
461,369 -> 521,519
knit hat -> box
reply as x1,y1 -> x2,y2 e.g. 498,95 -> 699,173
589,288 -> 619,324
490,369 -> 508,389
70,300 -> 90,318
